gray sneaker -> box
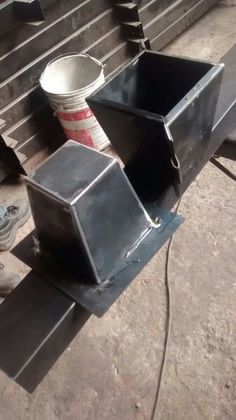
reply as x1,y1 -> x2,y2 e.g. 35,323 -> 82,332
0,262 -> 21,298
0,198 -> 30,251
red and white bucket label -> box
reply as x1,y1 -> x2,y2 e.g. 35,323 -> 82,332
57,108 -> 109,150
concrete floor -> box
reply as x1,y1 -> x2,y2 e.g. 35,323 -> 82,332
0,1 -> 236,419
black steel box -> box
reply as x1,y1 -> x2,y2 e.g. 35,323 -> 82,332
25,140 -> 152,284
87,51 -> 224,202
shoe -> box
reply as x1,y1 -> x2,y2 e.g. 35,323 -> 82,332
0,197 -> 30,251
0,262 -> 21,298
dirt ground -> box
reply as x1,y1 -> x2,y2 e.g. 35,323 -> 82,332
0,1 -> 236,419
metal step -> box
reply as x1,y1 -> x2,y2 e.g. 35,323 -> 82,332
101,42 -> 132,76
151,0 -> 219,50
116,2 -> 140,21
2,105 -> 59,149
143,0 -> 201,40
0,24 -> 123,135
15,125 -> 64,164
0,86 -> 47,134
0,0 -> 85,40
0,25 -> 126,163
0,8 -> 116,110
0,0 -> 112,83
139,0 -> 177,25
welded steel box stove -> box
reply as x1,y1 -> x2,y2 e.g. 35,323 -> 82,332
0,48 -> 230,393
25,141 -> 153,285
88,51 -> 224,203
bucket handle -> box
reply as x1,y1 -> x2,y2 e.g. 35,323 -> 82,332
49,52 -> 104,69
39,52 -> 105,85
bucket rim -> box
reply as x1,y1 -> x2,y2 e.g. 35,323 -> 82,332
44,73 -> 104,100
39,53 -> 104,96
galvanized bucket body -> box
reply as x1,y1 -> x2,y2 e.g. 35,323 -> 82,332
40,54 -> 109,150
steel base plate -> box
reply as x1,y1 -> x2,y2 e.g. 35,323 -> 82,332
13,207 -> 183,317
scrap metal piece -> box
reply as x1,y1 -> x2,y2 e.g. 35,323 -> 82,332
13,0 -> 46,23
0,135 -> 26,182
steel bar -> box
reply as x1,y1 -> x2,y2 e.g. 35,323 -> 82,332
0,8 -> 116,110
139,0 -> 177,26
210,158 -> 236,181
0,271 -> 90,392
0,0 -> 83,38
150,0 -> 219,51
143,0 -> 201,40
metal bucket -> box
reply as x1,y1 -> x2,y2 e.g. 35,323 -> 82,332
39,54 -> 109,150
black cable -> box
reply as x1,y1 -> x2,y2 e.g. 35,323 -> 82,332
150,198 -> 182,420
210,158 -> 236,182
150,156 -> 235,419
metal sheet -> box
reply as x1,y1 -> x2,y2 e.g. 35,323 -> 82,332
150,0 -> 219,51
19,133 -> 66,168
144,0 -> 201,39
139,0 -> 177,26
0,270 -> 90,392
0,0 -> 83,40
0,87 -> 46,134
0,8 -> 116,110
3,104 -> 60,146
0,0 -> 113,82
